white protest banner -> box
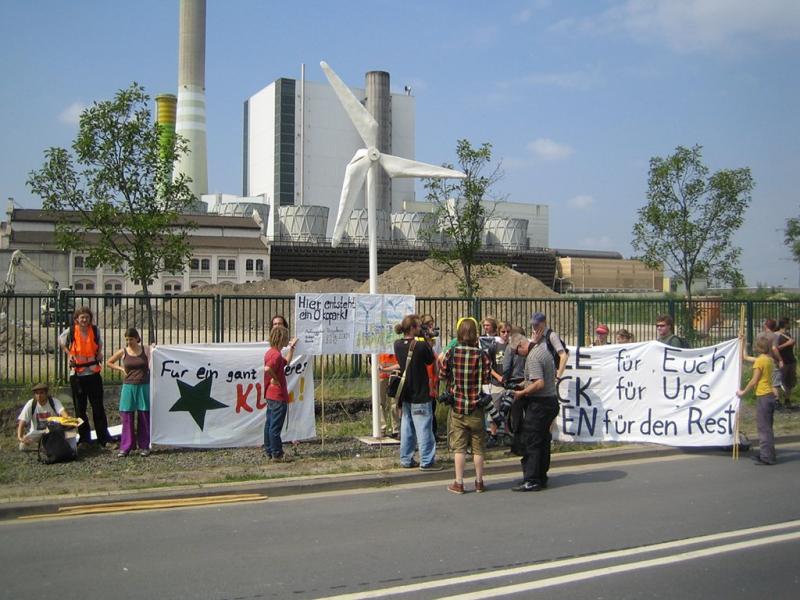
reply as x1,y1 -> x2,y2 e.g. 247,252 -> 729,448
553,338 -> 741,447
295,293 -> 415,355
151,343 -> 315,448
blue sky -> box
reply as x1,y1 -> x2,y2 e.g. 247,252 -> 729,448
1,0 -> 799,287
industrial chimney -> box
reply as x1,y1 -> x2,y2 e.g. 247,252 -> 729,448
174,0 -> 208,206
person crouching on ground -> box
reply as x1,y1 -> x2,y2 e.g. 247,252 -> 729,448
738,334 -> 779,465
511,333 -> 559,491
263,325 -> 297,462
16,382 -> 69,451
441,317 -> 496,493
106,328 -> 152,457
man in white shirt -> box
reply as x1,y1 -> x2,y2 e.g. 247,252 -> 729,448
16,382 -> 68,451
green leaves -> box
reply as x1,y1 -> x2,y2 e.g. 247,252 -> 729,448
422,139 -> 502,297
26,82 -> 198,342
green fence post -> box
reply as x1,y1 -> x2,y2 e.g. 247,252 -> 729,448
668,299 -> 676,327
746,300 -> 754,351
577,299 -> 586,346
214,295 -> 223,343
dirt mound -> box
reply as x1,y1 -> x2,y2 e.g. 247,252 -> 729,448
188,277 -> 361,297
184,260 -> 556,300
355,260 -> 558,298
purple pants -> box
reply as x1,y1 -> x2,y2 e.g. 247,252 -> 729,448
120,411 -> 150,454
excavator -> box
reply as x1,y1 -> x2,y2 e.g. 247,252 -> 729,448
0,250 -> 73,326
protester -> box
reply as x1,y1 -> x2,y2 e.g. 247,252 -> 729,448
615,329 -> 634,344
58,306 -> 114,448
263,325 -> 298,461
378,352 -> 401,438
420,314 -> 440,438
762,319 -> 784,398
502,333 -> 529,385
394,314 -> 440,470
738,334 -> 779,465
530,312 -> 568,378
16,382 -> 69,451
271,314 -> 288,329
106,328 -> 152,457
776,318 -> 797,410
593,324 -> 610,346
511,331 -> 559,491
440,317 -> 496,493
482,317 -> 499,337
655,315 -> 686,348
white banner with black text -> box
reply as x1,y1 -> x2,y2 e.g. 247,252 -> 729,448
150,343 -> 315,448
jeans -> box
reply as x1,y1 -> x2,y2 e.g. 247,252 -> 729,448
264,399 -> 288,458
400,402 -> 436,467
756,393 -> 777,463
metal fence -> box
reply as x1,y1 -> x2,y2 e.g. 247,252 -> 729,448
2,292 -> 799,384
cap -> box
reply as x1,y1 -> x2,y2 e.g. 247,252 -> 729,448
531,312 -> 546,325
595,324 -> 609,335
32,382 -> 49,392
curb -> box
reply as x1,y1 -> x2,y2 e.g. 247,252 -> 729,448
3,435 -> 799,521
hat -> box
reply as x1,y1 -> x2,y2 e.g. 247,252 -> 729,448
531,312 -> 546,325
595,324 -> 609,335
32,382 -> 49,392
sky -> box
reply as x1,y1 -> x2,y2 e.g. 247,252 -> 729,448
1,0 -> 799,287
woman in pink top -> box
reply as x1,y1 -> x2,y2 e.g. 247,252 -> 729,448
263,326 -> 297,461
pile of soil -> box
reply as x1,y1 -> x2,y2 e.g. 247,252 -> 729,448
188,260 -> 557,299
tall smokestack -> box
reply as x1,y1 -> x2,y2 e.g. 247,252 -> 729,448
174,0 -> 208,205
155,93 -> 177,160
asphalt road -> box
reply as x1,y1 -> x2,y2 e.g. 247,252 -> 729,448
2,444 -> 799,600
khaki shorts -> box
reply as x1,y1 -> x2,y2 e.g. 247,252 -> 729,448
449,410 -> 487,456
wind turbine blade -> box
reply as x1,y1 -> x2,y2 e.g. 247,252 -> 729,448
320,61 -> 378,148
331,149 -> 371,247
378,153 -> 466,179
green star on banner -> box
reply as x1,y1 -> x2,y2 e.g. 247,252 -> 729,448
169,377 -> 228,430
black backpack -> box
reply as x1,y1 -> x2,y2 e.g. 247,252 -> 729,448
38,422 -> 77,464
544,328 -> 569,369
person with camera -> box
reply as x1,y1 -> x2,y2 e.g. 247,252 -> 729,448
440,317 -> 498,494
511,332 -> 559,492
394,314 -> 439,470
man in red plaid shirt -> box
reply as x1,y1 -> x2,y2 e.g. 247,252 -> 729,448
441,318 -> 499,494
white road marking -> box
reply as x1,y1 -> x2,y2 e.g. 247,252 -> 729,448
319,519 -> 800,599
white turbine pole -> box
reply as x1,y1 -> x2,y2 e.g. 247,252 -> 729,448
319,60 -> 465,441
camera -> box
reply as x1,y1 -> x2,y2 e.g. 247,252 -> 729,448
421,323 -> 440,338
438,390 -> 455,407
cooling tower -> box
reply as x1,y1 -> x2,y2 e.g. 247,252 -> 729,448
365,71 -> 391,218
174,0 -> 208,202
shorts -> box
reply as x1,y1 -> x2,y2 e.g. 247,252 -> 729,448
771,366 -> 782,389
449,410 -> 487,456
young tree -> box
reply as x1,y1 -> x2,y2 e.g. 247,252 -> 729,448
784,215 -> 800,264
27,83 -> 197,343
632,145 -> 753,336
422,139 -> 502,297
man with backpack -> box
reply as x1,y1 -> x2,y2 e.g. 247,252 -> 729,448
16,382 -> 69,451
655,315 -> 687,348
530,312 -> 568,379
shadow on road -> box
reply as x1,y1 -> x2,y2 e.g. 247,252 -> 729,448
545,468 -> 627,489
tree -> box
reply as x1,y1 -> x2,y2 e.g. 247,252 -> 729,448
632,144 -> 753,336
422,139 -> 503,297
27,83 -> 197,343
784,215 -> 800,264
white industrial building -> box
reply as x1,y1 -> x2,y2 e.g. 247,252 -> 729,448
235,70 -> 550,249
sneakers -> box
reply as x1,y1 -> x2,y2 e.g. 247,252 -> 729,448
273,454 -> 292,463
116,451 -> 128,458
139,449 -> 151,457
447,481 -> 465,494
401,460 -> 419,468
419,463 -> 444,472
475,479 -> 485,493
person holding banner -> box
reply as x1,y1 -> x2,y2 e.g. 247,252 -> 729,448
394,315 -> 439,470
263,325 -> 298,462
739,335 -> 779,465
511,335 -> 559,491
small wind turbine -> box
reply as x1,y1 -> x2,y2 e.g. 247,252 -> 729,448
320,60 -> 465,439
